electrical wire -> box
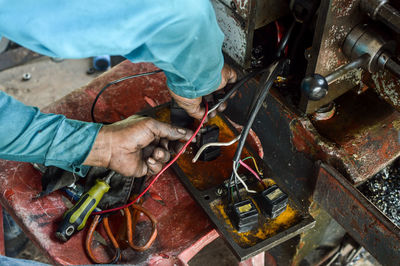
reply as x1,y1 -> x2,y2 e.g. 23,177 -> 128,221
92,102 -> 209,215
91,69 -> 163,123
233,161 -> 257,194
232,59 -> 286,164
242,156 -> 262,175
239,160 -> 266,189
206,68 -> 269,116
192,135 -> 241,163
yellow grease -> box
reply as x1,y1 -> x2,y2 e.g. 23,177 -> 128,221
211,199 -> 300,248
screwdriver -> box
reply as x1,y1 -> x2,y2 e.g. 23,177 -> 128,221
55,170 -> 116,242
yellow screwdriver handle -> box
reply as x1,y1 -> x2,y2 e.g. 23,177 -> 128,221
55,179 -> 110,242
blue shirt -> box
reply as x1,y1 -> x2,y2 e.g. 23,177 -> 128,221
0,0 -> 224,175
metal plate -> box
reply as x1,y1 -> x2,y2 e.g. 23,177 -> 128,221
147,107 -> 316,261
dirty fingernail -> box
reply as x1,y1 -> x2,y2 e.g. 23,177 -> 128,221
148,158 -> 156,164
177,128 -> 186,134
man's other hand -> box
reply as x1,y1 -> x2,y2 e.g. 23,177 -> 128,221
170,63 -> 237,120
83,116 -> 193,177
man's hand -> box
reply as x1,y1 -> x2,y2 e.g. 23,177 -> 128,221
83,116 -> 193,177
169,63 -> 237,120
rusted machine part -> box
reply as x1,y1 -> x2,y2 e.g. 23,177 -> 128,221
211,0 -> 288,68
360,0 -> 400,34
300,0 -> 365,114
313,163 -> 400,265
370,70 -> 400,110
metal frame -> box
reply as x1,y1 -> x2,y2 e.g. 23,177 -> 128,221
313,162 -> 400,265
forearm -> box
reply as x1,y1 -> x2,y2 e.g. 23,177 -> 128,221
0,91 -> 102,176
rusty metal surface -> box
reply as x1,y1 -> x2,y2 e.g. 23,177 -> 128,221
159,106 -> 315,261
174,153 -> 315,261
211,0 -> 287,68
313,162 -> 400,265
300,0 -> 365,113
0,61 -> 218,265
212,0 -> 256,68
300,0 -> 400,114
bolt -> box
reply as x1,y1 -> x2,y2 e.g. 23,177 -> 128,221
22,73 -> 31,81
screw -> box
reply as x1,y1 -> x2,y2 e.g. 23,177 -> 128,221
216,188 -> 224,196
22,73 -> 31,81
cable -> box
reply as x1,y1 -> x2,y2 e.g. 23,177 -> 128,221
92,102 -> 209,215
232,59 -> 286,164
233,161 -> 257,194
276,21 -> 295,59
207,68 -> 268,116
91,69 -> 163,123
242,156 -> 262,175
239,160 -> 266,189
192,135 -> 241,163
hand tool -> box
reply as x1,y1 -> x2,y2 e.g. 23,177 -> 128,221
86,202 -> 157,264
55,170 -> 116,242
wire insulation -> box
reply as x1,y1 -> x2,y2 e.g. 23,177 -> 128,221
192,135 -> 241,163
239,160 -> 266,188
233,161 -> 257,194
242,156 -> 262,175
91,70 -> 163,123
92,102 -> 209,215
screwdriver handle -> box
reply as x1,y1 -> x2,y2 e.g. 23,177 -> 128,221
55,179 -> 110,242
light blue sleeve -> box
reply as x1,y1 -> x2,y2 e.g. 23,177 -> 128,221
0,91 -> 102,176
0,0 -> 225,99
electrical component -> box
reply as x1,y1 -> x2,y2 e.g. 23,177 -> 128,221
170,99 -> 194,128
195,125 -> 221,161
257,185 -> 288,219
228,199 -> 259,232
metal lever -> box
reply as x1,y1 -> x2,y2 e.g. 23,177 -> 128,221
302,24 -> 400,101
301,55 -> 369,101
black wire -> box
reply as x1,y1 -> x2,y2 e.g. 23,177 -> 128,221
232,59 -> 287,164
90,70 -> 163,123
276,21 -> 296,59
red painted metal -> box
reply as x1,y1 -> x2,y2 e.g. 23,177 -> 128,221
0,61 -> 265,264
0,205 -> 5,255
238,252 -> 265,266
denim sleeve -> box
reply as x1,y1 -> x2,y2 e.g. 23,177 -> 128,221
0,0 -> 225,99
0,92 -> 102,176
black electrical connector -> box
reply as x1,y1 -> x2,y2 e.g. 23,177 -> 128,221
196,125 -> 221,161
228,199 -> 259,232
170,99 -> 194,128
257,185 -> 288,219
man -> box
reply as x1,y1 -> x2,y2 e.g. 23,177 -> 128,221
0,0 -> 237,179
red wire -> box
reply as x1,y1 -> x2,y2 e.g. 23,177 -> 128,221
92,102 -> 209,215
275,21 -> 283,44
239,159 -> 267,189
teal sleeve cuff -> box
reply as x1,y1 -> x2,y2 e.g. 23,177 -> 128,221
44,119 -> 103,177
0,91 -> 102,177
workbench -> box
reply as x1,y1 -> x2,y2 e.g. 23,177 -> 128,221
0,61 -> 266,265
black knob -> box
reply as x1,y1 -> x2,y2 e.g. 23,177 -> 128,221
301,74 -> 329,101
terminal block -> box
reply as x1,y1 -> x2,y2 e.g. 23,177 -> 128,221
229,199 -> 259,232
196,125 -> 221,161
257,185 -> 288,219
